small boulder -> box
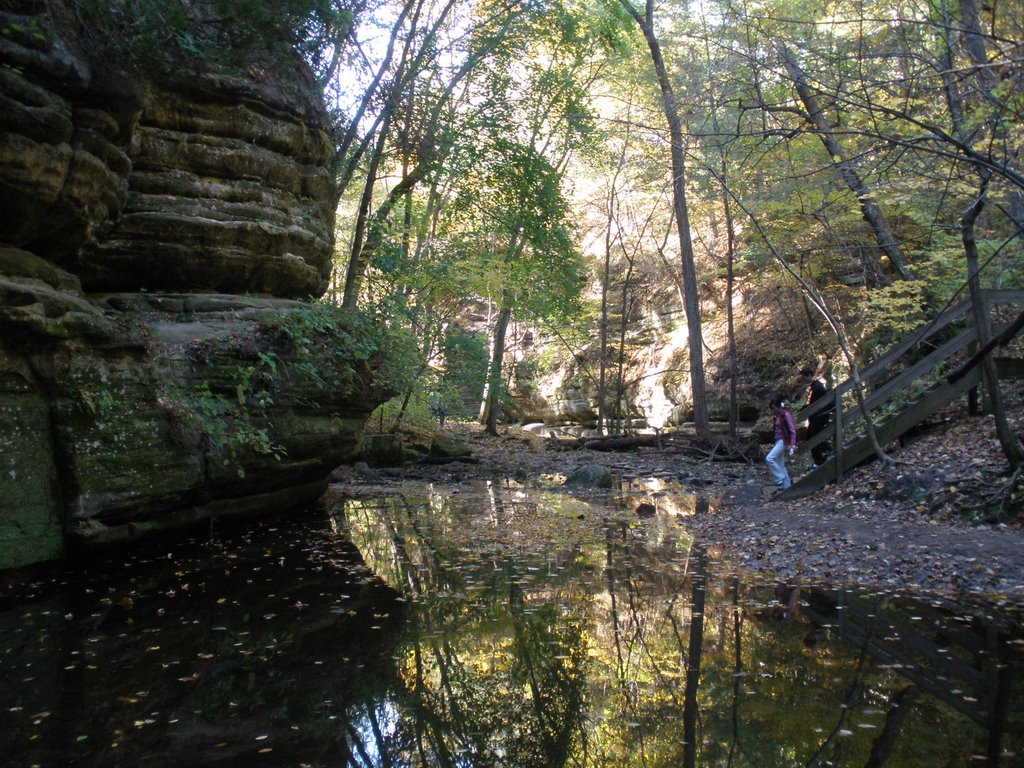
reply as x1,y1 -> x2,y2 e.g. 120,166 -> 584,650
563,464 -> 614,489
429,435 -> 471,458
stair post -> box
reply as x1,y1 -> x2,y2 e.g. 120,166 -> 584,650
833,393 -> 843,483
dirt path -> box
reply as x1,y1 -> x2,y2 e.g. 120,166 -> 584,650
698,482 -> 1024,607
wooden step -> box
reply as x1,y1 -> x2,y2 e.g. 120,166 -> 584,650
777,365 -> 983,500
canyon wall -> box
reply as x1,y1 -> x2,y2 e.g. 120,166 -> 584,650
0,1 -> 387,568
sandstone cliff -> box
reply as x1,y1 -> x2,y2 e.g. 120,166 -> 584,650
0,1 -> 387,568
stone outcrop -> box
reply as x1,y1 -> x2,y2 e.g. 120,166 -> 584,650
0,2 -> 386,569
507,326 -> 763,435
1,1 -> 333,297
77,75 -> 336,297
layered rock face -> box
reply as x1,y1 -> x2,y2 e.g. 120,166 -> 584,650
1,1 -> 334,296
0,1 -> 383,569
78,75 -> 336,297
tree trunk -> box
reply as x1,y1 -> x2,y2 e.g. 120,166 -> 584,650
940,3 -> 1024,469
598,161 -> 619,437
621,0 -> 710,441
480,302 -> 512,436
699,18 -> 739,437
777,44 -> 912,283
614,238 -> 636,436
333,0 -> 414,198
341,118 -> 390,310
961,182 -> 1024,468
342,157 -> 428,310
724,194 -> 739,437
339,0 -> 508,310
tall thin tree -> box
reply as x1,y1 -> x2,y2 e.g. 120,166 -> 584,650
618,0 -> 711,440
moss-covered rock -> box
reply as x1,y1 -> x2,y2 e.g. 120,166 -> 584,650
0,370 -> 63,569
0,1 -> 391,568
429,434 -> 471,459
0,293 -> 393,566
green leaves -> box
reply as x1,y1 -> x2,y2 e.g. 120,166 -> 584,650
74,0 -> 353,77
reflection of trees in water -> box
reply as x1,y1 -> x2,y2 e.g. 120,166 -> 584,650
799,588 -> 1023,767
340,492 -> 589,766
337,489 -> 1023,767
601,515 -> 707,767
728,585 -> 1024,768
9,491 -> 1021,767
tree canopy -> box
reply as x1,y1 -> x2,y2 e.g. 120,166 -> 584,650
134,0 -> 1024,448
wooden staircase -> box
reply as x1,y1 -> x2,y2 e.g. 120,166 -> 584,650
778,290 -> 1024,500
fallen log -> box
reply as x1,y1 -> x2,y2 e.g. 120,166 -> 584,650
580,432 -> 759,463
417,455 -> 481,465
582,435 -> 660,451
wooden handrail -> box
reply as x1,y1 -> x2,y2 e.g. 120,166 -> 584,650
785,289 -> 1024,495
799,324 -> 979,455
798,295 -> 975,425
798,289 -> 1024,425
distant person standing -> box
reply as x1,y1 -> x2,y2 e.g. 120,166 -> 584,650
767,396 -> 797,491
800,367 -> 830,467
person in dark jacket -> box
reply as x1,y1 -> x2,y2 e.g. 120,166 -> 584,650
799,367 -> 830,466
767,396 -> 797,490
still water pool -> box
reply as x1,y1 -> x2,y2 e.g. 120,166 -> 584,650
1,480 -> 1022,767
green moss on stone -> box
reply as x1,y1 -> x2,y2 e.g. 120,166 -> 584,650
0,392 -> 64,569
